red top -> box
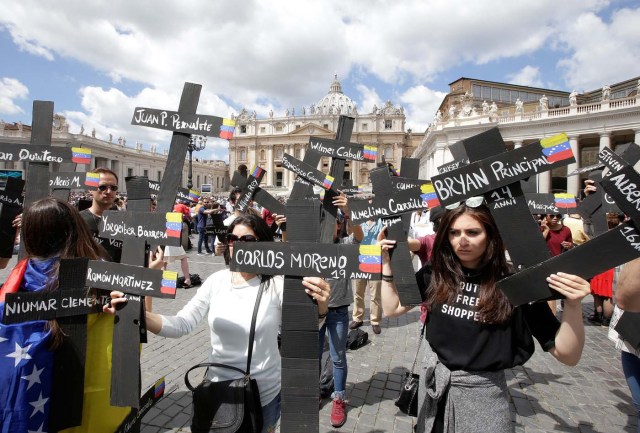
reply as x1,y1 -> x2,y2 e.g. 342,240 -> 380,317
544,225 -> 573,256
173,203 -> 191,221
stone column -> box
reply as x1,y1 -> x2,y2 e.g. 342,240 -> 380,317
566,135 -> 580,196
266,146 -> 274,186
599,132 -> 611,151
538,172 -> 552,193
513,140 -> 523,149
634,129 -> 640,145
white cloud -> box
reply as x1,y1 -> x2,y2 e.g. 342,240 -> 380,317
556,7 -> 640,91
355,84 -> 382,115
62,86 -> 236,161
1,0 -> 631,143
0,77 -> 29,115
398,85 -> 447,133
507,66 -> 545,88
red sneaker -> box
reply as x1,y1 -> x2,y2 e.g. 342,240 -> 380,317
330,398 -> 347,428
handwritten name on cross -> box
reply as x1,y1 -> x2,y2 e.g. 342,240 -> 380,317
0,101 -> 92,258
442,127 -> 554,271
497,154 -> 640,306
230,166 -> 286,216
577,145 -> 639,236
98,176 -> 180,407
130,82 -> 230,214
1,256 -> 176,428
0,177 -> 25,260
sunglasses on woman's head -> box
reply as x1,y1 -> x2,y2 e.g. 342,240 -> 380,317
445,196 -> 484,210
97,184 -> 118,192
226,234 -> 258,244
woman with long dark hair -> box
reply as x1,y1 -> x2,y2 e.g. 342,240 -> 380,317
107,213 -> 331,433
379,202 -> 590,433
0,197 -> 133,433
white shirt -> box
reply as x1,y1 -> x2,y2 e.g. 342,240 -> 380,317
158,270 -> 283,406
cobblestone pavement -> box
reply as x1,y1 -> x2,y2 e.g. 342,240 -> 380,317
1,244 -> 636,433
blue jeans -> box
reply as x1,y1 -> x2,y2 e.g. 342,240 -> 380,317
622,351 -> 640,433
261,392 -> 281,433
197,228 -> 210,253
319,306 -> 349,400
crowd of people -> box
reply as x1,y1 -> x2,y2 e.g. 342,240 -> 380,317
1,168 -> 639,433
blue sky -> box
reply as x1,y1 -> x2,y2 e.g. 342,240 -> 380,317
1,0 -> 638,161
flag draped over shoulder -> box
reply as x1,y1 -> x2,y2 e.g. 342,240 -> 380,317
0,259 -> 54,433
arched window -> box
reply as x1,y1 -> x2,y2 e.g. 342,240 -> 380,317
361,171 -> 369,184
276,147 -> 283,160
261,149 -> 266,161
384,146 -> 393,160
295,147 -> 301,159
239,148 -> 246,161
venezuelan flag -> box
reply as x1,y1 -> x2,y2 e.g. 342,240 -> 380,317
540,133 -> 573,163
420,184 -> 439,208
161,271 -> 178,295
363,145 -> 377,161
554,193 -> 577,209
219,118 -> 236,140
85,172 -> 100,187
252,165 -> 265,179
323,175 -> 334,190
72,147 -> 92,164
189,189 -> 200,202
358,245 -> 382,273
165,212 -> 182,238
154,377 -> 166,399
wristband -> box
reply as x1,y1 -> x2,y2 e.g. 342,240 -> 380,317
318,311 -> 328,319
382,274 -> 394,282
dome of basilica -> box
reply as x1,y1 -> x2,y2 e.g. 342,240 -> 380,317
314,75 -> 357,115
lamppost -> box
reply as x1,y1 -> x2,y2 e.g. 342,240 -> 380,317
187,135 -> 207,189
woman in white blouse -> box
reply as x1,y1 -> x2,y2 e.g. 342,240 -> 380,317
106,214 -> 331,433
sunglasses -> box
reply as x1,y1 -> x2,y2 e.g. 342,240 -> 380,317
97,184 -> 118,192
548,214 -> 562,219
445,196 -> 484,210
226,234 -> 258,244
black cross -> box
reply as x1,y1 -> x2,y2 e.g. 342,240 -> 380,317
0,101 -> 92,258
97,175 -> 182,407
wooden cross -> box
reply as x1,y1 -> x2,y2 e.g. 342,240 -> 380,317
0,101 -> 92,258
0,177 -> 25,260
432,127 -> 561,271
346,161 -> 427,305
1,256 -> 176,429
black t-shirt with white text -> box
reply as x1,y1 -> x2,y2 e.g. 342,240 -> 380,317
80,208 -> 122,263
424,271 -> 560,372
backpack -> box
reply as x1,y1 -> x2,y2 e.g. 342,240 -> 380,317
346,329 -> 369,350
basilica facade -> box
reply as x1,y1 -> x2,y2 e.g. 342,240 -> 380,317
228,75 -> 423,193
414,76 -> 640,196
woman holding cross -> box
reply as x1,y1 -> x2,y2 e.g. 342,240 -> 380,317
106,213 -> 331,433
379,199 -> 590,433
0,197 -> 130,433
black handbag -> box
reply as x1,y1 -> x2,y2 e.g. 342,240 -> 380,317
185,281 -> 266,433
395,321 -> 426,417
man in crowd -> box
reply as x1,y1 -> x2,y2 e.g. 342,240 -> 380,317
350,216 -> 383,334
79,167 -> 122,262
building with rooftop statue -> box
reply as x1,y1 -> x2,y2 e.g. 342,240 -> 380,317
228,75 -> 423,193
413,76 -> 640,195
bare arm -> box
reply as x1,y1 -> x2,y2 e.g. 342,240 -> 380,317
408,237 -> 421,252
616,258 -> 640,312
546,272 -> 590,366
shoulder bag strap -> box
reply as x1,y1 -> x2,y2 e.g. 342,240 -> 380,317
245,278 -> 266,375
184,362 -> 247,391
410,321 -> 428,374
